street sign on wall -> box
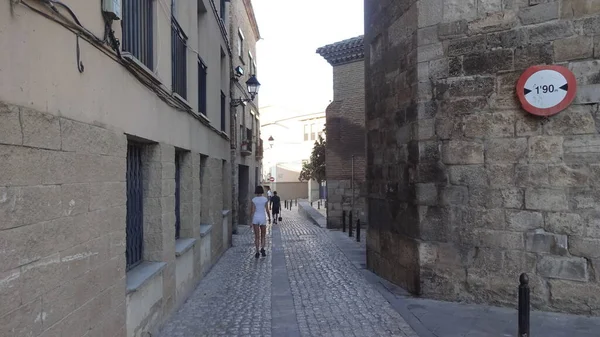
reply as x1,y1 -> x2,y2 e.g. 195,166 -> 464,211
516,65 -> 577,117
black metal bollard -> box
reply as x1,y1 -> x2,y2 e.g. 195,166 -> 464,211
356,218 -> 361,242
342,210 -> 346,232
285,200 -> 288,209
311,201 -> 313,207
518,273 -> 530,337
318,201 -> 321,209
349,211 -> 353,237
295,199 -> 297,206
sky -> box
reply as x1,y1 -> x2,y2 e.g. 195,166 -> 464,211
253,0 -> 364,115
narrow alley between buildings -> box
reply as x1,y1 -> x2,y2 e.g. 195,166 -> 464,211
158,208 -> 417,337
158,207 -> 600,337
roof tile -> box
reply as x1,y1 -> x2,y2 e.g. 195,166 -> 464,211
316,35 -> 365,66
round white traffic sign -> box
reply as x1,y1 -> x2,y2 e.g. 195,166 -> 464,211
523,70 -> 568,109
516,65 -> 577,117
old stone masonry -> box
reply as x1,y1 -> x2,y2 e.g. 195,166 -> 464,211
158,210 -> 418,337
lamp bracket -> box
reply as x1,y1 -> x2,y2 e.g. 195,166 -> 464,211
230,94 -> 256,107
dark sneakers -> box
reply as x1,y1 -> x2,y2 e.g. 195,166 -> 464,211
255,252 -> 260,258
260,248 -> 266,257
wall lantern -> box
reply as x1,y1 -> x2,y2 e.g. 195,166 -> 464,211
231,75 -> 261,107
268,136 -> 274,148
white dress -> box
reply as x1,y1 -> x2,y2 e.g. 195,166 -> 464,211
251,196 -> 269,225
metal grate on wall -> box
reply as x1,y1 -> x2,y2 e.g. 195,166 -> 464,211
126,143 -> 144,271
122,0 -> 154,69
220,91 -> 226,132
198,59 -> 207,114
171,18 -> 188,99
175,151 -> 182,239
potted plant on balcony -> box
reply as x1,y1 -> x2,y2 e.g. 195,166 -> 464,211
241,140 -> 251,155
241,140 -> 250,150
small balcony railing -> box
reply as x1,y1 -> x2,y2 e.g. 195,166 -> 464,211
241,140 -> 252,156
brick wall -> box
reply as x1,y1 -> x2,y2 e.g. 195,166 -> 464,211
366,0 -> 600,314
326,60 -> 368,228
0,103 -> 127,336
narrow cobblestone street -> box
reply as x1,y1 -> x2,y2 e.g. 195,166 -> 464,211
158,209 -> 417,337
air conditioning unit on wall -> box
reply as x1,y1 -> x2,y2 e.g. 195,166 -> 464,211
102,0 -> 122,20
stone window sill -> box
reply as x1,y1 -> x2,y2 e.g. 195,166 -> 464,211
197,112 -> 211,124
126,261 -> 167,295
173,93 -> 193,110
200,224 -> 213,238
121,53 -> 162,86
175,238 -> 197,257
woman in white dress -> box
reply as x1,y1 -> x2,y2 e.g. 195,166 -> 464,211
250,186 -> 270,258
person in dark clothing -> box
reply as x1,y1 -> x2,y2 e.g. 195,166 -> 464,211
270,191 -> 281,224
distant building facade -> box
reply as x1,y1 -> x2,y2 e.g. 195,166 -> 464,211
365,0 -> 600,315
317,36 -> 367,228
229,0 -> 262,230
260,106 -> 326,200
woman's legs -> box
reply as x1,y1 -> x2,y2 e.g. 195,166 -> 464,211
252,224 -> 260,253
260,225 -> 266,250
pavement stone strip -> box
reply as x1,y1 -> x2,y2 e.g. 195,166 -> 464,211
159,210 -> 417,337
159,209 -> 600,337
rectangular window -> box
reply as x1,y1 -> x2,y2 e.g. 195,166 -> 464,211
221,91 -> 226,132
172,16 -> 188,99
175,151 -> 182,239
246,128 -> 252,142
304,124 -> 309,141
122,0 -> 154,69
248,52 -> 254,75
238,30 -> 244,60
199,155 -> 208,220
219,0 -> 226,21
311,123 -> 316,140
126,143 -> 144,270
198,59 -> 207,114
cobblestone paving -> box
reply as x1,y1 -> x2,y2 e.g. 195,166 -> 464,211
159,210 -> 417,337
280,218 -> 416,337
158,225 -> 272,337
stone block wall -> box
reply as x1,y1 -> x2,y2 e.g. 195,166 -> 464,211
207,158 -> 226,261
326,179 -> 367,226
0,102 -> 127,336
326,60 -> 368,228
0,102 -> 233,336
365,0 -> 600,314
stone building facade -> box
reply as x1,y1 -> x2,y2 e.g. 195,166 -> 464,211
317,37 -> 367,228
365,0 -> 600,315
0,0 -> 237,335
229,0 -> 262,230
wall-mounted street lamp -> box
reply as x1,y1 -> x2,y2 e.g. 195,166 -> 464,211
268,136 -> 274,148
231,75 -> 261,107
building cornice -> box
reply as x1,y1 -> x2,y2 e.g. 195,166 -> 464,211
243,0 -> 261,40
316,35 -> 364,66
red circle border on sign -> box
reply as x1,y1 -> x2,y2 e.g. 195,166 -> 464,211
516,65 -> 577,117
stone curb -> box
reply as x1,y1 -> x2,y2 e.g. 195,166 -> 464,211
297,199 -> 327,228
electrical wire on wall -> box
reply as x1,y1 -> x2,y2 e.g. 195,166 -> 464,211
16,0 -> 214,119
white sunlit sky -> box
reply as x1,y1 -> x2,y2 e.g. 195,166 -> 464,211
253,0 -> 364,116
